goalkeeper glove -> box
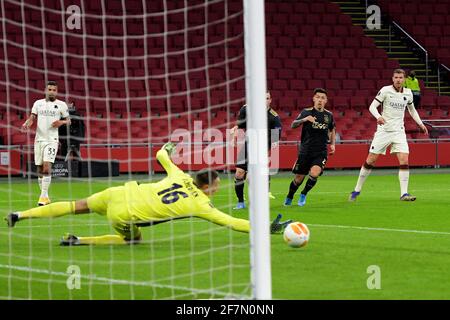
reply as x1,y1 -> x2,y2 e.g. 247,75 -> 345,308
162,142 -> 176,156
270,213 -> 292,234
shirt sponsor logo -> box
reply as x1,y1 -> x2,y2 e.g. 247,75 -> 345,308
388,102 -> 406,110
38,109 -> 59,117
312,122 -> 328,130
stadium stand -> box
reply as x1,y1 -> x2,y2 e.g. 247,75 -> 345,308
377,0 -> 450,67
1,0 -> 446,145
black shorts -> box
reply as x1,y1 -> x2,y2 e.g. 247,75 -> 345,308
235,144 -> 248,171
292,151 -> 328,175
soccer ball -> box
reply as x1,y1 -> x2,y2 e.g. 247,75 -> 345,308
283,222 -> 310,248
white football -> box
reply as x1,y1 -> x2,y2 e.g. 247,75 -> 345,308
283,222 -> 310,248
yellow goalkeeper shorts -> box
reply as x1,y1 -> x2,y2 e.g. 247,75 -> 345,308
87,186 -> 141,240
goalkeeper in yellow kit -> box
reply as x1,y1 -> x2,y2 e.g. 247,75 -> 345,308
5,143 -> 290,245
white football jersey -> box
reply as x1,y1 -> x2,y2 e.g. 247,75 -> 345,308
374,85 -> 414,132
31,98 -> 70,142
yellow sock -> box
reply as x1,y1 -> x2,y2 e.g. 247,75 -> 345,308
78,235 -> 127,245
19,201 -> 75,219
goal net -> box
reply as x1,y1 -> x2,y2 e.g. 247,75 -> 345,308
0,0 -> 267,300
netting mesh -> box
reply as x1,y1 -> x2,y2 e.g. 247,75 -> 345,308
0,0 -> 252,299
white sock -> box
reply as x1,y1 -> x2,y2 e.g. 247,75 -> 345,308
38,177 -> 42,190
399,169 -> 409,196
354,166 -> 372,192
40,176 -> 51,198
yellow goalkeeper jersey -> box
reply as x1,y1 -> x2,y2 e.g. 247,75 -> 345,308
123,149 -> 249,233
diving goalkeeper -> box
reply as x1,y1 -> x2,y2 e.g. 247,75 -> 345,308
5,143 -> 290,245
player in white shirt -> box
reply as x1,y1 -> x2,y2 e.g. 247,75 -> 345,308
349,69 -> 428,202
22,81 -> 71,206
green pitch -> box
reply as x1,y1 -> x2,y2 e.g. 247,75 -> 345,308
1,170 -> 450,300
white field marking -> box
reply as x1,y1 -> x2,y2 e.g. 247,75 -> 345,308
309,223 -> 450,236
3,219 -> 450,237
1,187 -> 450,203
0,263 -> 242,298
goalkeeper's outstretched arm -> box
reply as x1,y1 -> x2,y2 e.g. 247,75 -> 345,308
194,210 -> 291,234
195,208 -> 250,233
156,143 -> 182,176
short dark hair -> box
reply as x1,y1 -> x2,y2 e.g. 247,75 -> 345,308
195,169 -> 219,187
313,88 -> 327,95
393,69 -> 406,76
47,81 -> 57,87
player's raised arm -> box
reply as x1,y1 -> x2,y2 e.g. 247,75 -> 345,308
156,142 -> 182,176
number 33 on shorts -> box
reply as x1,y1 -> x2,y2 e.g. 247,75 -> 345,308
47,147 -> 56,156
34,142 -> 59,165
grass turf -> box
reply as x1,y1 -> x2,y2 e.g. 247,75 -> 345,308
1,170 -> 450,299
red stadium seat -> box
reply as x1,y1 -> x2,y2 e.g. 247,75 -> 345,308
348,70 -> 364,80
335,59 -> 351,69
350,97 -> 367,109
290,79 -> 306,90
329,37 -> 345,48
313,69 -> 329,80
297,97 -> 313,109
344,38 -> 360,48
306,49 -> 323,59
360,80 -> 376,90
341,49 -> 356,59
428,25 -> 443,36
317,59 -> 334,69
352,59 -> 369,69
420,96 -> 436,108
297,69 -> 313,79
333,69 -> 347,80
437,96 -> 450,108
431,108 -> 448,118
334,26 -> 349,37
388,3 -> 404,14
322,14 -> 338,25
332,97 -> 349,109
342,80 -> 358,90
325,80 -> 341,91
307,15 -> 322,27
307,80 -> 324,90
441,37 -> 450,48
415,15 -> 429,25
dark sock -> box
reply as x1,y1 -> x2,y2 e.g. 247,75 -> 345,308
301,176 -> 317,195
287,179 -> 302,199
235,177 -> 245,202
